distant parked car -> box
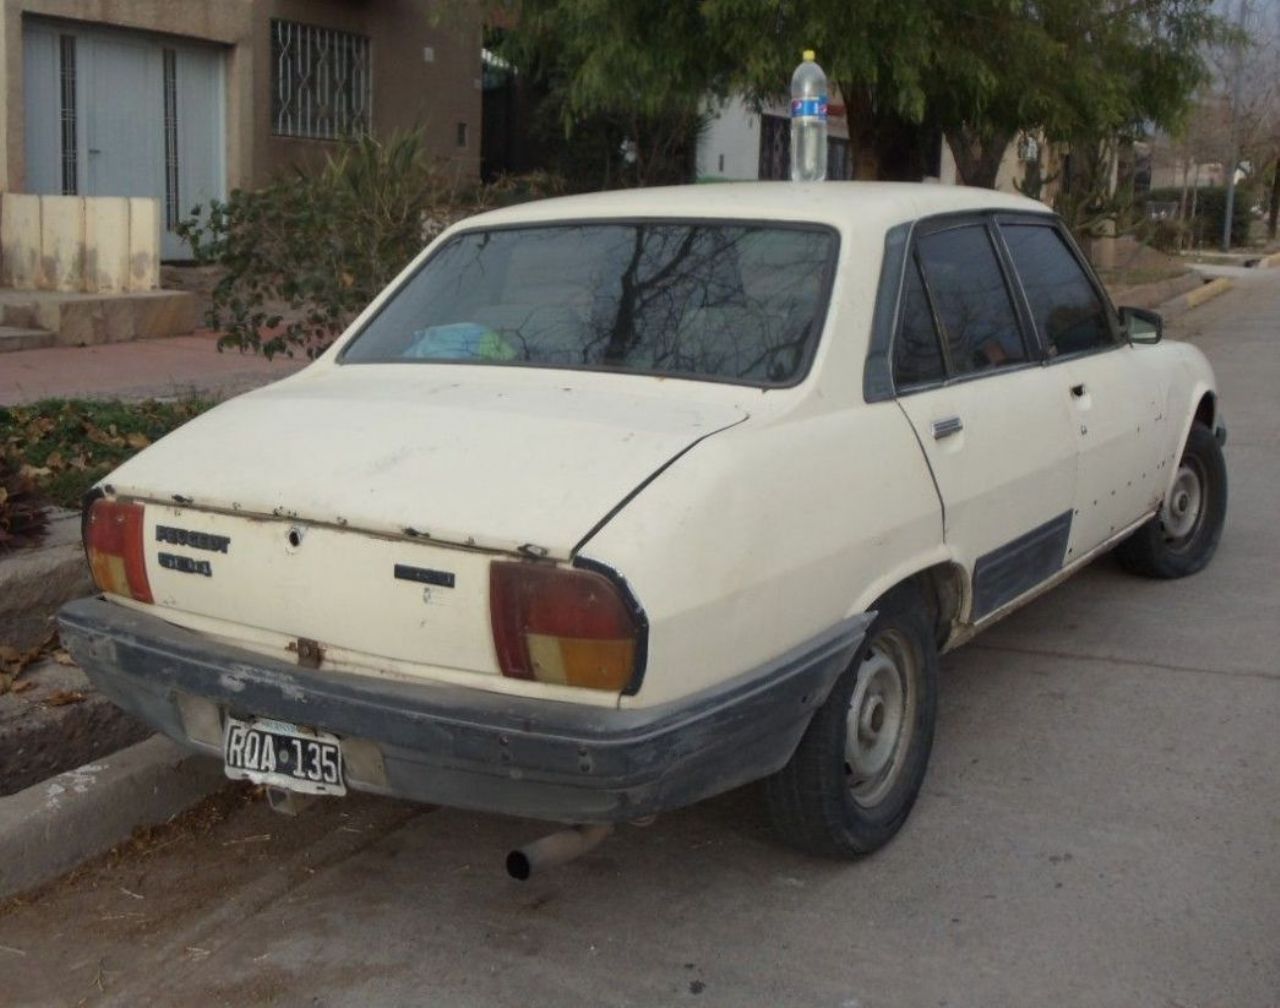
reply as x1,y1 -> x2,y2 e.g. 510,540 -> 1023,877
61,183 -> 1227,869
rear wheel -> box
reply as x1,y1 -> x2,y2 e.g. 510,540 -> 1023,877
1115,422 -> 1226,579
763,583 -> 938,858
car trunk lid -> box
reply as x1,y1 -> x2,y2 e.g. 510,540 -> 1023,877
101,366 -> 747,681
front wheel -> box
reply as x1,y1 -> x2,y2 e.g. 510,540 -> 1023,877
1115,422 -> 1227,579
763,583 -> 938,858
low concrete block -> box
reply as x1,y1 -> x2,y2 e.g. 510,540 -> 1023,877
132,290 -> 200,340
39,195 -> 86,293
0,736 -> 225,899
0,511 -> 93,651
128,198 -> 160,291
84,197 -> 132,293
0,193 -> 42,290
0,326 -> 57,353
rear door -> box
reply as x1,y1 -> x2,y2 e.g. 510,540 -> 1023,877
890,217 -> 1078,621
996,219 -> 1167,555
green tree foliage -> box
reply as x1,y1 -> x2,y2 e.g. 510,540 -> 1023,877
496,0 -> 1221,192
494,1 -> 732,187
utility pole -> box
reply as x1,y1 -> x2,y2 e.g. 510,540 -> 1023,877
1222,0 -> 1248,252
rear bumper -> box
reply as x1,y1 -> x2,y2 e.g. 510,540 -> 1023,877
58,598 -> 869,824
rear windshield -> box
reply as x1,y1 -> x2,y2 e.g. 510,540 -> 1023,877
340,221 -> 838,387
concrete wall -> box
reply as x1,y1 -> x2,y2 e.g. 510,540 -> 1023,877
0,0 -> 481,193
697,97 -> 764,181
0,191 -> 158,291
253,0 -> 481,187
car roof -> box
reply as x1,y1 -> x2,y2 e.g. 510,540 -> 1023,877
461,181 -> 1053,232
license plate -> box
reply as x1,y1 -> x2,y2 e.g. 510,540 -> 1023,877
223,716 -> 346,796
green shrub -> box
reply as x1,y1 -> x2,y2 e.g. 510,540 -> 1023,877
177,130 -> 565,360
1132,214 -> 1188,253
1144,186 -> 1253,246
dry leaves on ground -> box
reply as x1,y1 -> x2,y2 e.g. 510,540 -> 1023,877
0,629 -> 59,695
44,689 -> 86,707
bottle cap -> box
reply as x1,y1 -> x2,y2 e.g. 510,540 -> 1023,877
803,49 -> 816,62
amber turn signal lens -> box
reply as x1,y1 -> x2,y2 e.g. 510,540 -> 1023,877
85,498 -> 153,604
490,561 -> 640,691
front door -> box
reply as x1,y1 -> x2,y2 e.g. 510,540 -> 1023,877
890,219 -> 1078,622
84,33 -> 165,201
996,220 -> 1167,556
22,20 -> 226,260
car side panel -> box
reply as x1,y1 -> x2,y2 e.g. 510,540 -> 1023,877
895,365 -> 1079,620
580,402 -> 944,709
1061,342 -> 1170,556
1155,340 -> 1221,494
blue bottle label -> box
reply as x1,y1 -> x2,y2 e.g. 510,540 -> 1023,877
790,96 -> 828,120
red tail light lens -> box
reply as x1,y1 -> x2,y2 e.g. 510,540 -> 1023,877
85,498 -> 153,603
490,561 -> 641,691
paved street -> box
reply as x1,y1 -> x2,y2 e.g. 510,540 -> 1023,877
1,275 -> 1277,1008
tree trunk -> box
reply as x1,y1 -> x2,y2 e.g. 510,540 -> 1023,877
838,83 -> 937,183
944,126 -> 1013,189
1268,160 -> 1280,240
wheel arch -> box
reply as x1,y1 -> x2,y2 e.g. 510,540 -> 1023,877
1194,390 -> 1217,431
857,559 -> 971,653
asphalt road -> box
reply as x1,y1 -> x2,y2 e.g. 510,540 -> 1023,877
2,274 -> 1278,1008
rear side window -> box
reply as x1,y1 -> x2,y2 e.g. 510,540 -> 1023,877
1001,224 -> 1113,356
892,256 -> 945,387
914,226 -> 1027,376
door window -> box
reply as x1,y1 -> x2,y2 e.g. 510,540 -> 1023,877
892,256 -> 946,387
914,226 -> 1027,376
1001,224 -> 1113,357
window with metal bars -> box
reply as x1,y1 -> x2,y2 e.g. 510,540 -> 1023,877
59,35 -> 78,195
270,19 -> 371,140
162,49 -> 180,229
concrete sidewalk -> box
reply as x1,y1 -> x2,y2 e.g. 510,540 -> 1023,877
0,331 -> 306,405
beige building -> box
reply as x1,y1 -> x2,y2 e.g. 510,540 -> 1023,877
0,0 -> 482,259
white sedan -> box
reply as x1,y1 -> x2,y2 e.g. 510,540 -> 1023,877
60,183 -> 1227,872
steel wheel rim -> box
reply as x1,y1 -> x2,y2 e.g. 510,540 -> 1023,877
845,629 -> 917,807
1160,458 -> 1206,549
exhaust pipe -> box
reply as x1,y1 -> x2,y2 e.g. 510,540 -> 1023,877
506,824 -> 613,880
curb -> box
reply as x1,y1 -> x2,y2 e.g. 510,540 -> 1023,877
1158,276 -> 1234,318
0,735 -> 224,900
1182,276 -> 1234,309
1107,271 -> 1203,312
1258,250 -> 1280,269
0,509 -> 93,653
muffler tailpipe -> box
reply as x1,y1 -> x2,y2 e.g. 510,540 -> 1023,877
506,824 -> 614,880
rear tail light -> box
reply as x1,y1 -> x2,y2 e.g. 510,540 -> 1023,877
85,498 -> 153,603
490,561 -> 643,692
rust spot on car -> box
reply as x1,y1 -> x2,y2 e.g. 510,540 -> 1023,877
287,638 -> 325,670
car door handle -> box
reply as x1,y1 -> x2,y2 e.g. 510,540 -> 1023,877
1070,383 -> 1086,398
931,416 -> 964,439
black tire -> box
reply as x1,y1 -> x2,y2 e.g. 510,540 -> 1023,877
1114,422 -> 1227,579
763,582 -> 938,858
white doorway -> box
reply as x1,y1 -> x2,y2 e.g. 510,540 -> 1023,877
23,20 -> 226,260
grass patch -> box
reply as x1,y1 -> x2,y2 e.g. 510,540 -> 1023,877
0,398 -> 214,509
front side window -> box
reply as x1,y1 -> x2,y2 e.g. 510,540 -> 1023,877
915,225 -> 1027,376
1001,224 -> 1113,356
271,20 -> 371,139
342,222 -> 837,387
